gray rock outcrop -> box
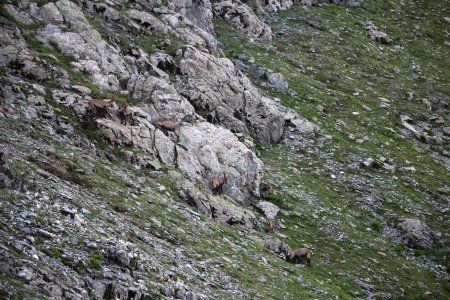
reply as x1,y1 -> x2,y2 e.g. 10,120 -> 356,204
213,0 -> 272,39
179,47 -> 284,145
300,0 -> 362,7
265,0 -> 294,13
94,116 -> 264,202
178,179 -> 257,227
178,122 -> 264,203
37,0 -> 131,91
397,218 -> 434,250
256,201 -> 280,219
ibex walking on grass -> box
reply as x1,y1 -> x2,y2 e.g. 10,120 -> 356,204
284,247 -> 313,267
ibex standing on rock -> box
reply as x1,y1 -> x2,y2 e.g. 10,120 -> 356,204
119,106 -> 135,125
211,173 -> 227,194
152,120 -> 181,137
284,247 -> 313,267
88,99 -> 117,119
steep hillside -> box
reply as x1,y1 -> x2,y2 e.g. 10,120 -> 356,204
0,0 -> 449,299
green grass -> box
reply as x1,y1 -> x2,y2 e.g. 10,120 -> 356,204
89,251 -> 103,270
213,0 -> 449,298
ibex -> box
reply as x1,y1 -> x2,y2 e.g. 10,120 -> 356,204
262,183 -> 273,196
284,247 -> 313,267
152,120 -> 180,137
119,106 -> 135,125
211,173 -> 227,194
88,99 -> 117,119
267,219 -> 278,234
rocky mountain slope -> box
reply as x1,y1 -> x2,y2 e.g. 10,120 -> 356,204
0,0 -> 448,299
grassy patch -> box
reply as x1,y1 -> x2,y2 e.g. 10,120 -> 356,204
214,0 -> 449,298
89,251 -> 103,270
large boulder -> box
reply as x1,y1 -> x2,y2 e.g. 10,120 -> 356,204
178,122 -> 264,203
262,236 -> 291,254
178,179 -> 257,227
179,47 -> 284,145
127,74 -> 196,122
159,0 -> 218,51
266,72 -> 289,91
96,118 -> 263,202
397,218 -> 434,250
213,0 -> 272,39
182,0 -> 215,33
256,201 -> 280,219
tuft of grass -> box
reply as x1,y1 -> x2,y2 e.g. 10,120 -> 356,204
263,193 -> 285,208
395,243 -> 406,253
36,214 -> 45,225
89,251 -> 103,270
370,220 -> 383,233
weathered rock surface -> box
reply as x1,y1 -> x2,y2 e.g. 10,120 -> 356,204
178,122 -> 264,203
256,201 -> 280,219
127,74 -> 196,122
127,9 -> 168,33
265,0 -> 294,13
266,72 -> 289,91
213,0 -> 272,39
37,0 -> 130,91
95,116 -> 264,202
397,218 -> 434,249
179,47 -> 284,145
262,236 -> 291,254
284,110 -> 318,136
178,178 -> 257,227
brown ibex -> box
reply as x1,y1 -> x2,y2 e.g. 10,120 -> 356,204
88,99 -> 117,119
211,173 -> 227,194
284,247 -> 313,267
152,120 -> 180,137
267,219 -> 278,234
119,106 -> 135,125
262,183 -> 274,196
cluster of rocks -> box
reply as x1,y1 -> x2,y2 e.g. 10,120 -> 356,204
178,47 -> 285,145
400,114 -> 449,149
364,21 -> 392,44
264,0 -> 295,13
0,137 -> 251,299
